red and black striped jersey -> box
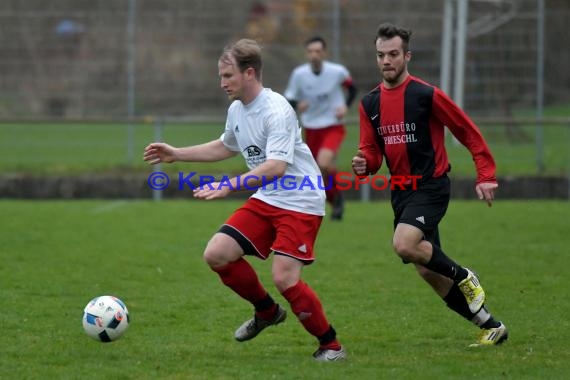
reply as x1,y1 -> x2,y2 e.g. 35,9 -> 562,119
359,75 -> 496,185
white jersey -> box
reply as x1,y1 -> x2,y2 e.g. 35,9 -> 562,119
284,61 -> 351,129
220,88 -> 326,216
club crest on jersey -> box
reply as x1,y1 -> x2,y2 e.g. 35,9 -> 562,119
244,145 -> 262,157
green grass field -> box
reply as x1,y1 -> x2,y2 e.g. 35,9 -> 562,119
0,104 -> 568,176
1,200 -> 569,379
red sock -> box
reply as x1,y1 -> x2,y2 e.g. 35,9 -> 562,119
212,258 -> 273,315
281,281 -> 341,349
325,170 -> 339,205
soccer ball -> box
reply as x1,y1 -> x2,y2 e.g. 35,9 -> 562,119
82,295 -> 130,342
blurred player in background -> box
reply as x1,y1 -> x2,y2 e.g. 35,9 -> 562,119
144,39 -> 346,361
285,36 -> 357,220
352,23 -> 508,346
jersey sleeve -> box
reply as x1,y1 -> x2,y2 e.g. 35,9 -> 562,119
283,70 -> 300,101
339,65 -> 351,84
358,101 -> 382,175
432,88 -> 497,184
265,104 -> 296,164
219,111 -> 241,152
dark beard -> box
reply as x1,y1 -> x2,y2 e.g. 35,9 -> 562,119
382,66 -> 406,85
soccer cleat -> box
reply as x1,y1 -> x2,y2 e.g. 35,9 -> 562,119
313,346 -> 347,361
234,305 -> 287,342
458,268 -> 486,313
469,322 -> 508,347
331,192 -> 345,221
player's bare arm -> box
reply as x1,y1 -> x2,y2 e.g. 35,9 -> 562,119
193,159 -> 288,200
144,140 -> 237,165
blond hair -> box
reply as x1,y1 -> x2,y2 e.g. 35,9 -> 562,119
219,39 -> 263,80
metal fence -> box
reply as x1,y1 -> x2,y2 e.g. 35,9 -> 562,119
1,0 -> 569,192
0,0 -> 568,120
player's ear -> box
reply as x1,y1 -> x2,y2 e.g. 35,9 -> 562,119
245,67 -> 256,80
404,49 -> 411,63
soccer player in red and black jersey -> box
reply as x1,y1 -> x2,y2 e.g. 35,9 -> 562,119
352,23 -> 508,346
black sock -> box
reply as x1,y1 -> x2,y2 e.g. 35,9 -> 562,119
317,325 -> 337,346
253,294 -> 276,312
444,285 -> 501,328
424,244 -> 468,282
443,283 -> 474,321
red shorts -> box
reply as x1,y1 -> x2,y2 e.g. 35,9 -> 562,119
219,198 -> 323,264
304,124 -> 346,157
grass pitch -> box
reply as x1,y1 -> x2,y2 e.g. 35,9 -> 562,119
1,200 -> 569,379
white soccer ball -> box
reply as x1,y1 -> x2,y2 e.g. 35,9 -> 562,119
82,295 -> 130,342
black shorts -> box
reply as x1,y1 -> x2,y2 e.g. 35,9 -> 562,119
391,176 -> 450,244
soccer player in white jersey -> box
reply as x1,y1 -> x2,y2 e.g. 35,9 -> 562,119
285,36 -> 357,220
143,39 -> 346,361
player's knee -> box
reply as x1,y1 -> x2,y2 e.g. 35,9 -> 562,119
392,239 -> 419,263
272,269 -> 299,293
203,233 -> 243,268
203,238 -> 229,268
202,246 -> 223,268
272,273 -> 293,293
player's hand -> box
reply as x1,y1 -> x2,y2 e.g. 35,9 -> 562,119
475,182 -> 498,207
193,182 -> 231,200
144,142 -> 178,164
298,100 -> 309,114
335,105 -> 348,120
352,150 -> 367,175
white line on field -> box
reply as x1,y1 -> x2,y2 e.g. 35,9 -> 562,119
91,201 -> 129,214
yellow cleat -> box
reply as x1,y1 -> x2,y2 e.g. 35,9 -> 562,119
469,322 -> 508,347
458,268 -> 486,313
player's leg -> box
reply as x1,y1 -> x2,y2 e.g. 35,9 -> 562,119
272,255 -> 344,360
316,147 -> 337,197
393,223 -> 486,312
273,255 -> 341,348
204,232 -> 276,316
305,126 -> 340,175
414,264 -> 508,346
316,147 -> 336,174
392,178 -> 485,313
316,125 -> 346,220
204,200 -> 285,341
271,208 -> 346,361
419,227 -> 507,346
392,183 -> 507,345
393,223 -> 469,280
